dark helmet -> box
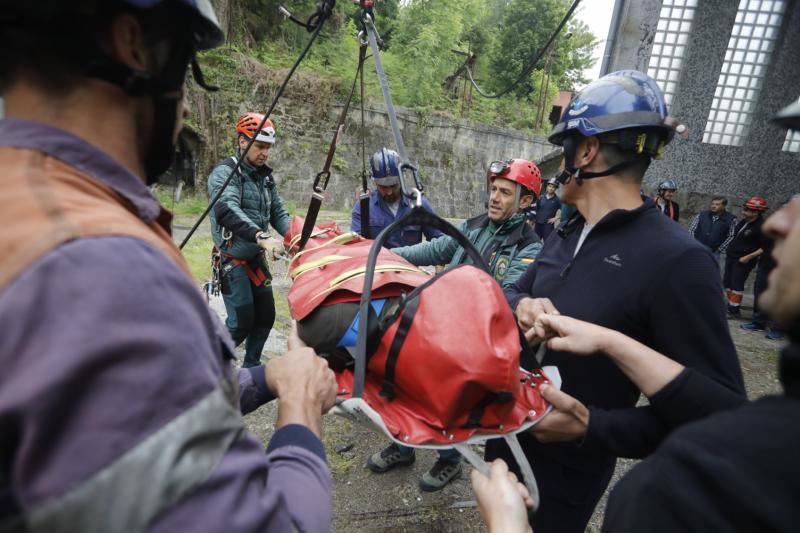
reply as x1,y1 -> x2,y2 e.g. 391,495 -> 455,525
2,1 -> 224,182
2,1 -> 223,51
550,70 -> 679,184
370,148 -> 400,186
658,179 -> 678,192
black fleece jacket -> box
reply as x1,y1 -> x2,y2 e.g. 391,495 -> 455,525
603,338 -> 800,533
505,199 -> 745,469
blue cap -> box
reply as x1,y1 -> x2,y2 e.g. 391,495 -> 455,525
370,148 -> 400,186
549,70 -> 671,145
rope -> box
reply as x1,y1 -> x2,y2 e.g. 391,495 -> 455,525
465,0 -> 581,99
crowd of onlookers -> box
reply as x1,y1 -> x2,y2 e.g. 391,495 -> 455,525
529,178 -> 785,340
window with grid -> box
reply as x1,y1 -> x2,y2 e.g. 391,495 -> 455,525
783,98 -> 800,152
703,0 -> 787,146
647,0 -> 697,107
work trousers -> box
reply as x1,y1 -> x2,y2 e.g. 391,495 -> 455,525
220,258 -> 276,368
534,222 -> 555,242
723,255 -> 757,308
395,445 -> 460,463
485,433 -> 615,533
752,261 -> 771,327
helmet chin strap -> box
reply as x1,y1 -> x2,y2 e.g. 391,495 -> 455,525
555,135 -> 637,186
87,37 -> 217,185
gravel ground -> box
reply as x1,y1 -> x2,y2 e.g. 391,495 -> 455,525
193,227 -> 786,532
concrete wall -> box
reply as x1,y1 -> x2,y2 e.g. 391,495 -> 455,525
261,104 -> 560,218
606,0 -> 800,220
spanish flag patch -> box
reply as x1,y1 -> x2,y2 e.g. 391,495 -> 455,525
520,258 -> 535,263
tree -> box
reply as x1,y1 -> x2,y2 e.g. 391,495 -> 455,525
486,0 -> 597,95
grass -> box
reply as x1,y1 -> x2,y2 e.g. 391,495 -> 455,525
182,233 -> 214,285
152,185 -> 208,217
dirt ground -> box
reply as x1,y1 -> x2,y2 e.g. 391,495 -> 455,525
194,221 -> 785,533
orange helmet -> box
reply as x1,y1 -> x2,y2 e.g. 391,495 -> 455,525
487,159 -> 542,198
236,112 -> 276,144
743,196 -> 768,211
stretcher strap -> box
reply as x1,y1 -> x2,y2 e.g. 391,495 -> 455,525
379,296 -> 420,400
503,433 -> 540,512
289,254 -> 350,279
354,207 -> 490,398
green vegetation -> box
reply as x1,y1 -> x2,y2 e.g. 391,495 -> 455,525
151,185 -> 208,216
202,0 -> 598,134
182,233 -> 215,284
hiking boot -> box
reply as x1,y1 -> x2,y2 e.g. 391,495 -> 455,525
766,329 -> 786,341
419,458 -> 462,492
366,443 -> 415,473
740,322 -> 765,331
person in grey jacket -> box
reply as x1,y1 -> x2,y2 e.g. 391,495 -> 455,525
208,112 -> 292,368
0,2 -> 336,532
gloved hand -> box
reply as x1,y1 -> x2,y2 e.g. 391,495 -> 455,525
256,232 -> 285,259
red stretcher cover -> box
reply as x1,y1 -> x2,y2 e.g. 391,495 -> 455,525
284,217 -> 553,446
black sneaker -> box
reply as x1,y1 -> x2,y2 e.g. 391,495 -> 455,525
419,458 -> 462,492
366,443 -> 416,473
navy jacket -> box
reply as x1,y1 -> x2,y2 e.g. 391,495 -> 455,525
691,210 -> 736,252
505,199 -> 745,470
533,194 -> 561,225
351,190 -> 442,248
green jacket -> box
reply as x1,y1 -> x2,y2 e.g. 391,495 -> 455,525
392,213 -> 542,287
207,156 -> 291,260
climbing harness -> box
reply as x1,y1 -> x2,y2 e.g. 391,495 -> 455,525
179,0 -> 336,250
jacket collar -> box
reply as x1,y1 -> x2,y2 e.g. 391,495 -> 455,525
0,118 -> 162,223
465,212 -> 531,245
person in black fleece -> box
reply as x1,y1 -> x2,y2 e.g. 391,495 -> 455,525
487,70 -> 746,533
602,192 -> 800,532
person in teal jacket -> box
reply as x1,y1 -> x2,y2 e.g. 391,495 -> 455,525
208,112 -> 291,368
366,158 -> 544,492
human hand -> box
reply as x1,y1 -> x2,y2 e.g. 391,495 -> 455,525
266,337 -> 337,437
530,385 -> 589,443
472,460 -> 534,533
538,314 -> 616,356
516,297 -> 559,343
738,255 -> 752,264
547,216 -> 559,225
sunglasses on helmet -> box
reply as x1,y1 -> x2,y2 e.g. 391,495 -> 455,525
487,160 -> 511,176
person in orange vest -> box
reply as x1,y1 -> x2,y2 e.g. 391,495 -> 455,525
720,196 -> 770,318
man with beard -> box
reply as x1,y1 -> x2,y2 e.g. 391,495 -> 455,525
0,2 -> 337,531
208,112 -> 292,368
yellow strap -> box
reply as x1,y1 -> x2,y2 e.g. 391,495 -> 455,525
290,254 -> 350,280
308,264 -> 428,304
290,232 -> 362,263
287,227 -> 337,249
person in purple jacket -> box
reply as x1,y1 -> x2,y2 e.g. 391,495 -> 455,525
0,2 -> 337,532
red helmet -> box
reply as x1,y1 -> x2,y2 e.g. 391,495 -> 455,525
743,196 -> 768,211
236,112 -> 276,144
487,159 -> 542,198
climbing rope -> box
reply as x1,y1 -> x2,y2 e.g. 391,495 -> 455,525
296,44 -> 368,252
465,0 -> 581,99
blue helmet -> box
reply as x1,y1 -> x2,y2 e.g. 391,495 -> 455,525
370,148 -> 400,186
658,179 -> 678,192
550,70 -> 672,147
550,70 -> 677,184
